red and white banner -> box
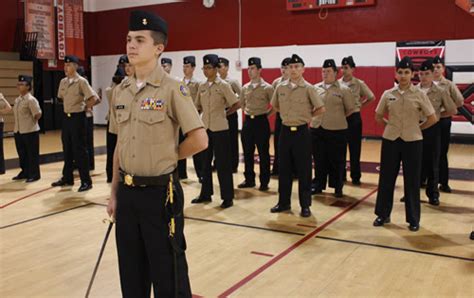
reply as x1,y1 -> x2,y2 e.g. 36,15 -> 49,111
57,0 -> 85,60
25,0 -> 56,59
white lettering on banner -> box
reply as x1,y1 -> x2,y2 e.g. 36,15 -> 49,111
57,0 -> 66,60
318,0 -> 338,5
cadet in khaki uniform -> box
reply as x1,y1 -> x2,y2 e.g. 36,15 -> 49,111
432,55 -> 464,193
105,56 -> 128,182
182,55 -> 205,182
161,57 -> 172,74
107,11 -> 208,297
218,57 -> 241,173
339,56 -> 375,185
192,54 -> 240,208
373,57 -> 437,232
416,59 -> 457,205
271,57 -> 291,176
270,54 -> 325,217
52,55 -> 98,192
238,57 -> 274,191
312,59 -> 355,198
0,93 -> 12,174
12,75 -> 42,182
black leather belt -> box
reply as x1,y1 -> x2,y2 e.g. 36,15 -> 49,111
245,113 -> 267,120
119,169 -> 178,187
282,124 -> 308,132
64,111 -> 85,118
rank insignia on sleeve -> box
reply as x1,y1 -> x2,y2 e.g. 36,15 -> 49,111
179,85 -> 189,97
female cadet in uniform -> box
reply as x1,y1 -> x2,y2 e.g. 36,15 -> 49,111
0,93 -> 12,174
12,75 -> 42,182
312,59 -> 355,198
107,10 -> 207,297
373,57 -> 437,232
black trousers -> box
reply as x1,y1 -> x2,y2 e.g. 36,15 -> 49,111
86,116 -> 95,170
178,129 -> 187,179
422,122 -> 441,200
0,122 -> 5,174
106,122 -> 117,182
14,131 -> 40,179
375,138 -> 422,225
272,113 -> 282,173
241,115 -> 271,186
312,127 -> 346,192
61,112 -> 91,184
227,112 -> 239,172
116,182 -> 192,298
200,129 -> 234,201
439,117 -> 451,186
278,124 -> 312,208
345,112 -> 362,182
192,151 -> 205,180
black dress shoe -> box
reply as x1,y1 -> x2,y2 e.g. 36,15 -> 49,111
300,207 -> 311,218
51,179 -> 74,187
26,177 -> 40,183
429,197 -> 440,206
439,184 -> 452,193
12,173 -> 26,180
352,180 -> 361,186
400,196 -> 405,202
270,204 -> 291,213
78,182 -> 93,192
238,181 -> 256,188
408,224 -> 420,232
334,190 -> 343,198
259,184 -> 269,191
470,231 -> 474,240
220,200 -> 233,209
373,216 -> 390,227
106,178 -> 112,183
191,196 -> 212,204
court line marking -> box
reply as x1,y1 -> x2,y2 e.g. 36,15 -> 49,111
0,203 -> 94,229
0,173 -> 103,209
217,188 -> 378,297
251,251 -> 275,258
315,236 -> 474,262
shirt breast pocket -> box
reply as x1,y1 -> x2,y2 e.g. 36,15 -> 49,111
138,111 -> 166,144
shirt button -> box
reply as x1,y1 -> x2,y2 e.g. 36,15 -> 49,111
132,154 -> 135,158
133,117 -> 137,121
132,136 -> 135,140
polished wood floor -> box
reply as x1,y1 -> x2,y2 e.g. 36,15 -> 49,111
1,128 -> 473,297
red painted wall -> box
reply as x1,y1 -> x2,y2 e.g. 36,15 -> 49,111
242,66 -> 394,137
85,0 -> 474,56
0,0 -> 21,52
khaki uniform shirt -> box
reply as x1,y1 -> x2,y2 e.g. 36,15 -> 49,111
417,83 -> 456,120
376,85 -> 435,142
0,93 -> 10,123
195,78 -> 239,132
13,93 -> 41,134
272,76 -> 287,89
57,73 -> 97,113
312,81 -> 355,130
182,77 -> 200,107
339,76 -> 375,112
435,76 -> 464,117
271,78 -> 324,127
223,77 -> 242,97
240,79 -> 274,116
105,82 -> 117,124
109,64 -> 204,176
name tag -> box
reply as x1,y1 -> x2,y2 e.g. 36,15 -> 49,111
116,105 -> 125,110
141,98 -> 164,110
388,96 -> 397,101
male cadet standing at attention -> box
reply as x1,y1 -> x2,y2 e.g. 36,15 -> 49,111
270,54 -> 325,217
192,54 -> 240,208
107,11 -> 208,297
218,56 -> 241,173
271,57 -> 291,176
238,57 -> 274,191
182,55 -> 205,182
416,59 -> 456,205
161,57 -> 173,74
432,55 -> 464,193
52,55 -> 98,192
339,56 -> 375,185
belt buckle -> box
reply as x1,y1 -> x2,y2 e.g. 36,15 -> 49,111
290,126 -> 297,132
124,174 -> 134,186
250,115 -> 255,119
67,113 -> 71,117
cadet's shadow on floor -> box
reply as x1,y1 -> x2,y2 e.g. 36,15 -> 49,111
312,192 -> 376,209
234,188 -> 277,200
422,203 -> 474,214
0,181 -> 31,193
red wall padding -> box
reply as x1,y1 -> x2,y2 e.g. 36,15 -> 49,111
242,66 -> 395,137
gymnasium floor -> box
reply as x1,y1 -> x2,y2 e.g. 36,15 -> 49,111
1,128 -> 473,297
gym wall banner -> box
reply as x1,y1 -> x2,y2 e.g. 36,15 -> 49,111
25,0 -> 56,59
57,0 -> 85,60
